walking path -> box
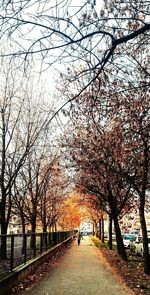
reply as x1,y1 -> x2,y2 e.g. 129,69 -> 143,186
25,236 -> 132,295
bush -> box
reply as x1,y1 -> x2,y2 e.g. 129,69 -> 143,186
91,235 -> 110,249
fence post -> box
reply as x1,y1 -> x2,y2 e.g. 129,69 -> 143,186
45,232 -> 47,250
58,232 -> 61,243
33,233 -> 36,258
48,232 -> 52,248
10,235 -> 14,271
65,231 -> 67,240
40,233 -> 43,254
62,231 -> 65,242
53,232 -> 57,246
60,232 -> 63,243
23,234 -> 27,264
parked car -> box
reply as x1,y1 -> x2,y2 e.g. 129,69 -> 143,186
129,229 -> 140,236
135,237 -> 150,257
122,234 -> 136,248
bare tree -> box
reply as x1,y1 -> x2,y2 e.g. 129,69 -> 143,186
0,60 -> 54,258
37,157 -> 67,233
0,1 -> 149,97
0,62 -> 31,258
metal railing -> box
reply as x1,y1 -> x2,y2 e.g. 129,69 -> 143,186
0,230 -> 77,276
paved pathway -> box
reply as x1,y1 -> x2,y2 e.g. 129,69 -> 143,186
25,236 -> 132,295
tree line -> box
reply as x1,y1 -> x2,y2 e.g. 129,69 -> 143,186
0,0 -> 149,274
0,61 -> 73,259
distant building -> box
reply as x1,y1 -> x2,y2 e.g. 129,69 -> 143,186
80,220 -> 93,234
120,210 -> 150,233
7,215 -> 22,234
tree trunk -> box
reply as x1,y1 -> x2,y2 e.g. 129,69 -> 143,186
0,199 -> 7,259
139,141 -> 150,275
95,222 -> 98,237
0,112 -> 7,259
108,215 -> 112,250
42,206 -> 47,232
43,223 -> 47,245
54,222 -> 57,232
43,224 -> 47,233
21,215 -> 26,254
21,214 -> 26,234
92,223 -> 95,236
101,216 -> 104,243
139,199 -> 150,274
113,213 -> 127,261
107,185 -> 127,261
0,220 -> 7,259
99,219 -> 101,240
30,221 -> 36,249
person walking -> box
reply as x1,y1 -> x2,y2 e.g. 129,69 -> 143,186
77,231 -> 81,245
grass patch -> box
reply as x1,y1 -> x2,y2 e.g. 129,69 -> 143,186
91,235 -> 117,250
90,236 -> 110,249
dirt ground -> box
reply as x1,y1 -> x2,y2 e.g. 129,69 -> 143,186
101,248 -> 150,294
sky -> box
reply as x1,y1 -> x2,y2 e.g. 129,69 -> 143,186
0,0 -> 107,132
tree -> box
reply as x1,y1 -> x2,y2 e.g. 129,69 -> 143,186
38,158 -> 69,233
59,48 -> 150,272
18,138 -> 57,247
58,196 -> 81,231
0,0 -> 150,273
61,115 -> 136,260
0,60 -> 54,258
81,197 -> 105,241
0,1 -> 149,98
111,89 -> 150,274
0,63 -> 34,258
